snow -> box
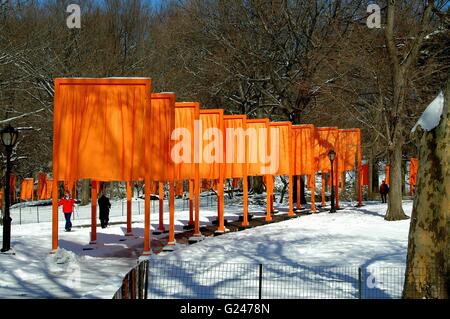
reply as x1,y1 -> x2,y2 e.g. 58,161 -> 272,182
0,195 -> 413,299
412,91 -> 444,133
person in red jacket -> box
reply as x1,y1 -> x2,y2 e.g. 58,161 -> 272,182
58,191 -> 75,231
380,180 -> 390,203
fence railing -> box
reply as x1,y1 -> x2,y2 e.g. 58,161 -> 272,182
112,260 -> 440,299
9,195 -> 220,225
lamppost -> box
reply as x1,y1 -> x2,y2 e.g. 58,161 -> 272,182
328,149 -> 336,214
1,124 -> 19,253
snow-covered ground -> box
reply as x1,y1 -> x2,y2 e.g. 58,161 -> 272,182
0,195 -> 413,299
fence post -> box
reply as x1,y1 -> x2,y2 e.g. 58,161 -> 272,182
131,268 -> 137,299
358,267 -> 362,299
36,206 -> 39,223
19,207 -> 22,225
138,201 -> 141,215
144,260 -> 149,299
259,264 -> 263,299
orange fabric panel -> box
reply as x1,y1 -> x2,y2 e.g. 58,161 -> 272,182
37,173 -> 47,200
199,109 -> 224,180
53,78 -> 151,184
269,122 -> 292,176
338,129 -> 359,172
247,119 -> 269,176
224,115 -> 247,178
361,164 -> 369,186
151,181 -> 158,194
10,175 -> 16,202
385,165 -> 390,185
292,125 -> 315,175
174,102 -> 200,180
150,93 -> 176,181
314,127 -> 339,172
44,179 -> 53,200
410,158 -> 418,192
20,178 -> 34,201
176,181 -> 184,196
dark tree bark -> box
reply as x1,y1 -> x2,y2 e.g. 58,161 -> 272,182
250,176 -> 264,194
384,0 -> 433,221
293,176 -> 307,205
403,79 -> 450,299
80,179 -> 90,206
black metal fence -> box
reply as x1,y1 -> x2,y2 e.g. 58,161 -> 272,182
112,259 -> 433,299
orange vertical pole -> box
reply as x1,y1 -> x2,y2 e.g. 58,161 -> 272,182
288,174 -> 294,217
143,177 -> 151,256
311,173 -> 316,212
357,133 -> 363,207
269,176 -> 275,212
288,128 -> 294,217
242,176 -> 249,227
168,180 -> 176,245
193,163 -> 201,236
217,173 -> 225,233
321,173 -> 326,206
296,176 -> 301,210
90,180 -> 98,244
188,180 -> 194,226
335,158 -> 340,209
265,175 -> 272,222
158,182 -> 165,232
126,181 -> 133,236
51,179 -> 58,252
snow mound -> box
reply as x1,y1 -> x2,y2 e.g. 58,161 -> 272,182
46,248 -> 81,274
412,91 -> 444,133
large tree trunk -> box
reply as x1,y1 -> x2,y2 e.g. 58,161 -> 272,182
403,81 -> 450,299
385,145 -> 409,220
293,176 -> 307,204
80,179 -> 90,206
250,176 -> 264,194
383,0 -> 433,221
370,161 -> 379,199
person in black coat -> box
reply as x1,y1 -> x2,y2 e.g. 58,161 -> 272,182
98,192 -> 111,228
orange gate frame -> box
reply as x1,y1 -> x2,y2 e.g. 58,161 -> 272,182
246,118 -> 272,222
315,127 -> 340,209
224,115 -> 249,227
149,93 -> 176,245
52,78 -> 153,254
199,109 -> 225,233
338,128 -> 362,207
292,124 -> 316,212
268,122 -> 294,217
174,102 -> 201,237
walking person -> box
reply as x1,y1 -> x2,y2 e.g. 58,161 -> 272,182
98,192 -> 111,228
58,191 -> 75,232
380,180 -> 390,203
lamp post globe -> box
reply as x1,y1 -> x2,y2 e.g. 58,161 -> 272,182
328,150 -> 336,214
1,124 -> 19,253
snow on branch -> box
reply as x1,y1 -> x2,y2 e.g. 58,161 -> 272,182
0,108 -> 45,125
411,91 -> 444,133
